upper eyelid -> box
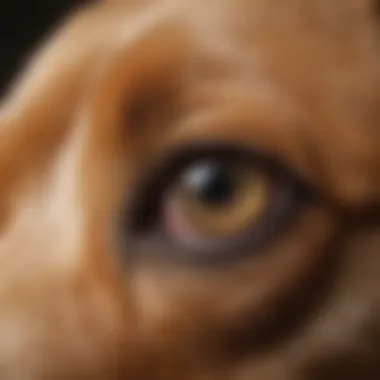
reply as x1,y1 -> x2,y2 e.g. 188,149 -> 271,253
143,140 -> 360,215
140,141 -> 309,189
126,142 -> 313,231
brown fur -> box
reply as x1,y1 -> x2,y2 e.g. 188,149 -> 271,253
0,0 -> 379,378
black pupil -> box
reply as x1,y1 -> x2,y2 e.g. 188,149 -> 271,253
182,161 -> 236,206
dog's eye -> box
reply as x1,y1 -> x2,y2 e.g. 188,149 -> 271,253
163,160 -> 271,243
126,145 -> 306,265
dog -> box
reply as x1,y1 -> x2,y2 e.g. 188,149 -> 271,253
0,0 -> 379,378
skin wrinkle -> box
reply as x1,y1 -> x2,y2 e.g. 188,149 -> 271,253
0,0 -> 378,379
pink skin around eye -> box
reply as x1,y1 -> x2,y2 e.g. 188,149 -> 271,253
163,193 -> 204,246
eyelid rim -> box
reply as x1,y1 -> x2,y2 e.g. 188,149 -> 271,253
118,141 -> 314,267
127,140 -> 311,229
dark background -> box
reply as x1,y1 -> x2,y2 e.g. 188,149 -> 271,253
0,1 -> 85,97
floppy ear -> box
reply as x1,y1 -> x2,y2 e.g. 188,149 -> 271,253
0,5 -> 114,227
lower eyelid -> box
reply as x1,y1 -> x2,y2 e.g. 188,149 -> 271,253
163,194 -> 202,245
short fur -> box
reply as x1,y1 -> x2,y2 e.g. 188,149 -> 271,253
0,0 -> 379,379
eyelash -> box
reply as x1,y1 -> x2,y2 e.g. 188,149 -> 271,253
121,143 -> 311,266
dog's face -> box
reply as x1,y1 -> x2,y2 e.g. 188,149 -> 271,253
0,0 -> 379,379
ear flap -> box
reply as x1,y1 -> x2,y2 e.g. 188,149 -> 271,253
0,5 -> 115,224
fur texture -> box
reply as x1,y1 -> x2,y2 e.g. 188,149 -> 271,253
0,0 -> 379,378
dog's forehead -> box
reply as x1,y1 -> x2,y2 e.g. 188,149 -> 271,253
104,0 -> 380,104
2,0 -> 379,211
92,0 -> 379,206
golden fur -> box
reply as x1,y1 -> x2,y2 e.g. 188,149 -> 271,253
0,0 -> 379,378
